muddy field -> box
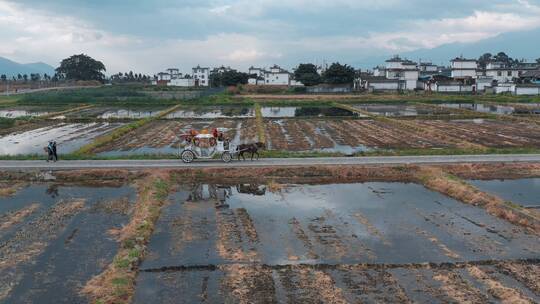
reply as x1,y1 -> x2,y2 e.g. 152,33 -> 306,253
1,165 -> 539,303
417,119 -> 540,148
0,183 -> 136,303
95,119 -> 259,156
134,182 -> 540,303
263,118 -> 451,153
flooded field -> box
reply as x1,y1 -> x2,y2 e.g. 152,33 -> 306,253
264,118 -> 450,154
353,104 -> 454,117
0,106 -> 68,118
261,106 -> 358,118
96,119 -> 258,156
441,103 -> 516,115
0,183 -> 136,303
165,106 -> 254,119
62,107 -> 167,119
0,122 -> 124,155
134,182 -> 540,303
469,178 -> 540,208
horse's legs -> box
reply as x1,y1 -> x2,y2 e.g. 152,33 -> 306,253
255,151 -> 259,160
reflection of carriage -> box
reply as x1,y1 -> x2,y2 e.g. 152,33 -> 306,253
179,132 -> 233,163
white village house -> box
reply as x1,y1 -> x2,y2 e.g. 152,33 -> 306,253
450,57 -> 478,80
192,65 -> 210,87
248,65 -> 293,86
153,66 -> 208,87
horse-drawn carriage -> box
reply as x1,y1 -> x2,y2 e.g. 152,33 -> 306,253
179,131 -> 233,163
178,129 -> 265,163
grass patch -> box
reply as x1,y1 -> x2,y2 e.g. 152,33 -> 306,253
416,166 -> 539,233
82,174 -> 172,304
254,103 -> 266,143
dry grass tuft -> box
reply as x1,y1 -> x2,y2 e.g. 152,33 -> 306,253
417,166 -> 540,234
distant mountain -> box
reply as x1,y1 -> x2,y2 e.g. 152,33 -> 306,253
0,57 -> 55,77
355,28 -> 540,69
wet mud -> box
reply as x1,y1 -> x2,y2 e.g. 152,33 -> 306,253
0,184 -> 135,303
135,181 -> 540,303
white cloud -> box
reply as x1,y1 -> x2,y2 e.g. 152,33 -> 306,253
1,0 -> 540,73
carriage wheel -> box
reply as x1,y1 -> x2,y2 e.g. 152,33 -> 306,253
181,150 -> 195,163
221,152 -> 232,163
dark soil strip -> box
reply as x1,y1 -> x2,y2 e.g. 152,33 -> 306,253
140,258 -> 540,273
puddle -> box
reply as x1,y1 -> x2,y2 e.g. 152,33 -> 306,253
97,108 -> 166,119
0,122 -> 124,155
165,107 -> 254,119
141,182 -> 539,269
261,107 -> 298,118
135,182 -> 540,303
468,178 -> 540,208
440,103 -> 515,115
262,106 -> 357,118
62,107 -> 167,119
352,104 -> 456,117
0,184 -> 136,303
0,106 -> 64,118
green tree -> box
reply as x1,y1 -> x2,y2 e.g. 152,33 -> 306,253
494,52 -> 512,65
536,58 -> 540,64
0,74 -> 6,82
55,54 -> 106,82
322,62 -> 355,85
293,63 -> 321,86
30,73 -> 41,82
23,74 -> 28,82
210,70 -> 249,87
477,53 -> 492,68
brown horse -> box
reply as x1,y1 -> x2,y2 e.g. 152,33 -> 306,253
237,142 -> 265,161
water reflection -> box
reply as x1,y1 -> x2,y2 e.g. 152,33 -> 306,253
261,107 -> 357,118
0,109 -> 50,118
166,107 -> 254,119
98,109 -> 162,119
441,103 -> 515,115
0,123 -> 123,155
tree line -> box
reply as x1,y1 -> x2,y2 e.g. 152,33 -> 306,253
207,62 -> 356,87
477,52 -> 540,68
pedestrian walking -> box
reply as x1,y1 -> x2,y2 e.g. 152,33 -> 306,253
46,141 -> 54,162
52,141 -> 58,162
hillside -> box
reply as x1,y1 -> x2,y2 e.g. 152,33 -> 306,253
0,57 -> 55,77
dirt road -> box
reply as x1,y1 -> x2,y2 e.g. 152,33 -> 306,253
1,154 -> 540,170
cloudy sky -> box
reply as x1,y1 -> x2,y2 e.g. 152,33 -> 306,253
1,0 -> 539,74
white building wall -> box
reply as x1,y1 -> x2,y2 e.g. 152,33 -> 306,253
452,61 -> 477,69
515,87 -> 540,95
451,69 -> 477,79
264,72 -> 290,85
370,82 -> 399,91
436,84 -> 462,92
192,67 -> 209,87
405,80 -> 418,90
486,70 -> 520,83
495,84 -> 515,94
435,84 -> 473,92
386,62 -> 404,69
169,78 -> 195,87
